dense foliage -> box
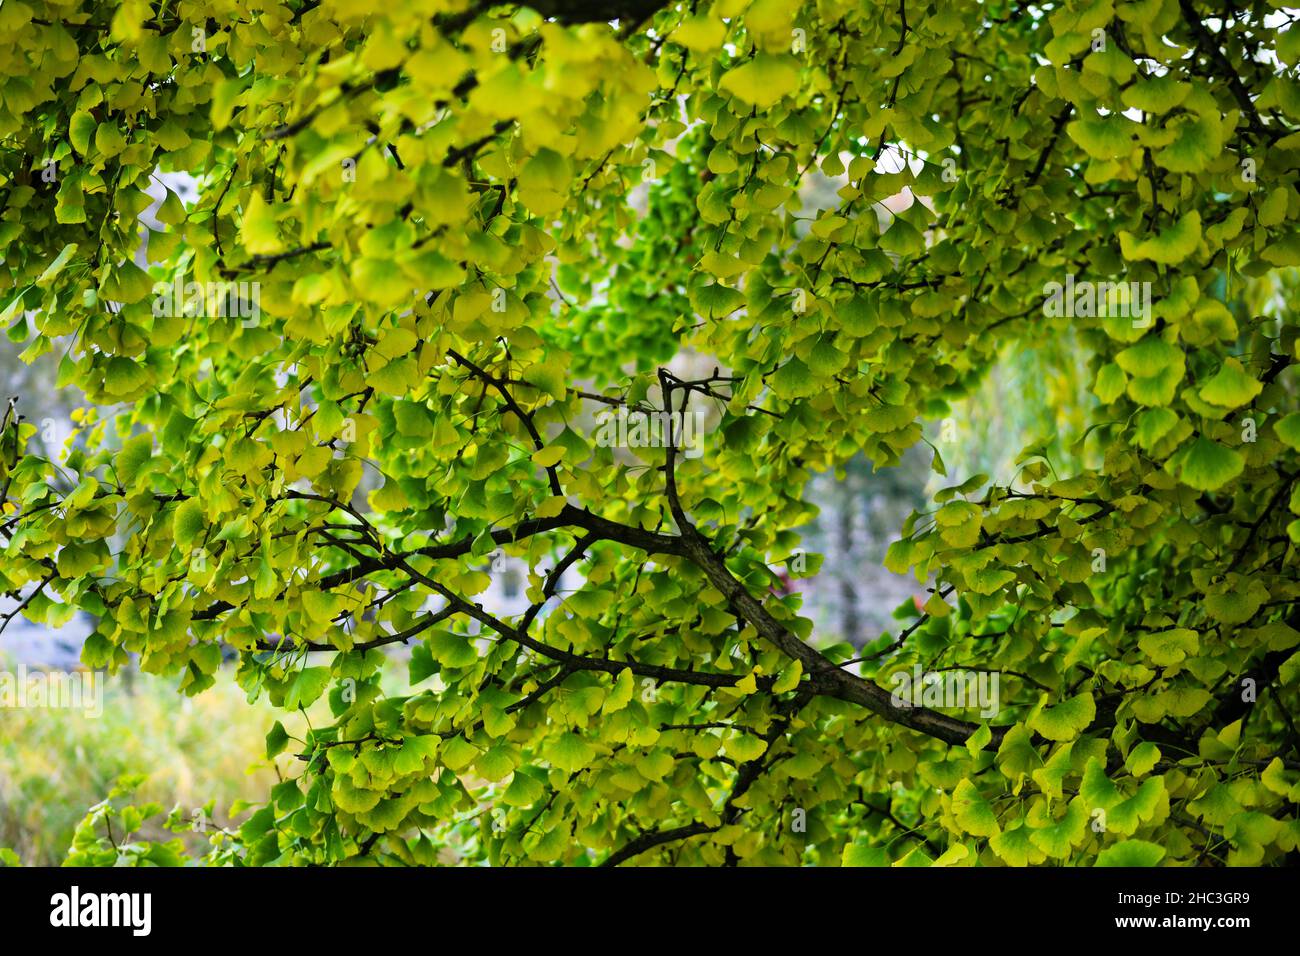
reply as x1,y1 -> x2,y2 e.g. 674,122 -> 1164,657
3,0 -> 1300,866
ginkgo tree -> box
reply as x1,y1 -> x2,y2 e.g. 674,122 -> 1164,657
2,0 -> 1300,867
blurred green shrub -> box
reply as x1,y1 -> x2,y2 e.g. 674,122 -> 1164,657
0,663 -> 284,865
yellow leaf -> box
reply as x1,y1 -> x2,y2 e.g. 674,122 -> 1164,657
535,495 -> 567,518
532,445 -> 565,468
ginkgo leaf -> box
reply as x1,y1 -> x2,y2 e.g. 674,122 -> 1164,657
719,55 -> 801,108
94,122 -> 126,156
1153,111 -> 1221,172
1135,407 -> 1179,450
1067,114 -> 1136,160
1095,839 -> 1165,867
474,747 -> 516,782
286,667 -> 330,709
532,445 -> 564,468
1028,798 -> 1088,859
602,668 -> 634,714
172,498 -> 205,549
1139,628 -> 1198,666
951,779 -> 1000,837
1176,437 -> 1244,491
427,631 -> 478,669
545,732 -> 594,772
1258,186 -> 1290,227
1119,211 -> 1201,264
1115,336 -> 1184,377
301,590 -> 344,623
673,14 -> 727,51
440,736 -> 479,772
771,357 -> 816,399
240,194 -> 282,255
69,111 -> 97,156
1093,362 -> 1127,403
115,432 -> 155,488
355,258 -> 412,307
990,823 -> 1046,866
842,842 -> 890,866
1121,75 -> 1190,114
1030,693 -> 1095,741
723,733 -> 767,762
692,282 -> 746,319
503,771 -> 546,807
38,243 -> 79,284
1198,358 -> 1262,409
1125,743 -> 1161,777
1275,412 -> 1300,450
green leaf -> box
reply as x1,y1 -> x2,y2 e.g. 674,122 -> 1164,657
265,721 -> 290,759
771,357 -> 817,399
951,779 -> 1000,837
691,282 -> 746,319
1275,412 -> 1300,450
602,667 -> 634,714
1030,693 -> 1095,742
1119,211 -> 1201,264
440,736 -> 478,772
545,732 -> 594,772
286,667 -> 330,709
1121,75 -> 1189,114
1095,839 -> 1166,867
427,631 -> 478,669
1115,336 -> 1184,377
1135,407 -> 1179,450
1124,742 -> 1161,777
503,771 -> 545,808
1176,437 -> 1244,492
1028,798 -> 1088,859
1198,358 -> 1262,409
355,257 -> 412,307
1067,114 -> 1136,160
1093,362 -> 1127,403
172,498 -> 205,550
719,54 -> 801,108
115,432 -> 155,488
301,590 -> 344,623
240,194 -> 281,255
842,842 -> 890,866
723,733 -> 767,762
70,111 -> 97,155
475,746 -> 516,782
38,243 -> 79,284
990,823 -> 1046,866
1139,627 -> 1198,666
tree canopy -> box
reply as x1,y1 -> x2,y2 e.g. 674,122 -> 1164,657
3,0 -> 1300,867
